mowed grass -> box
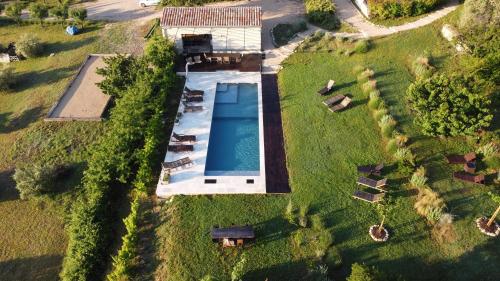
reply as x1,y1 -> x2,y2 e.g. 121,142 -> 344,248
152,8 -> 499,281
0,19 -> 137,280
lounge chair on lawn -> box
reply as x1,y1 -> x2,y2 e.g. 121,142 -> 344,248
352,190 -> 385,203
453,172 -> 485,185
162,157 -> 193,171
357,163 -> 384,176
317,80 -> 335,95
323,94 -> 345,107
184,87 -> 204,96
172,132 -> 196,143
446,152 -> 476,164
168,144 -> 194,152
357,176 -> 387,192
329,96 -> 352,112
184,96 -> 203,103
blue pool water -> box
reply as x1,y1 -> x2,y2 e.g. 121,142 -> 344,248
204,83 -> 260,176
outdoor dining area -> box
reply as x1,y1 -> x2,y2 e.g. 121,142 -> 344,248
176,53 -> 262,72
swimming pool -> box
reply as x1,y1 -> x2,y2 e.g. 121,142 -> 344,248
205,83 -> 260,176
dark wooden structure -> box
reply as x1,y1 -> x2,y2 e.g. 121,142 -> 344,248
211,226 -> 255,247
357,163 -> 384,176
446,152 -> 476,164
352,190 -> 385,203
168,144 -> 194,152
262,74 -> 291,193
182,34 -> 213,55
453,172 -> 485,185
176,53 -> 261,72
172,132 -> 196,143
162,157 -> 193,171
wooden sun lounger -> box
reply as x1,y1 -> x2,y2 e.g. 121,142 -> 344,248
453,172 -> 485,185
185,87 -> 204,96
357,176 -> 387,192
172,132 -> 196,143
329,96 -> 352,112
184,91 -> 203,98
168,144 -> 194,152
352,190 -> 385,203
357,163 -> 384,176
184,105 -> 203,113
317,80 -> 335,95
184,96 -> 203,103
162,157 -> 193,171
323,94 -> 345,107
446,152 -> 476,164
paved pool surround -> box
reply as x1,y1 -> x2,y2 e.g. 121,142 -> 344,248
156,71 -> 266,197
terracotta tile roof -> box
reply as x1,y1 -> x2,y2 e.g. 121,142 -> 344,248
161,6 -> 262,27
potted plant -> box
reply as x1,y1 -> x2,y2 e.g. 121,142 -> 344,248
476,192 -> 500,237
369,202 -> 393,242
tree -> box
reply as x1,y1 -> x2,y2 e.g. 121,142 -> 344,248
5,2 -> 24,24
28,2 -> 49,24
459,0 -> 500,29
69,7 -> 87,28
96,55 -> 145,98
16,33 -> 43,58
231,254 -> 247,281
347,263 -> 382,281
374,201 -> 394,236
145,35 -> 177,68
406,74 -> 493,137
50,3 -> 69,23
13,163 -> 57,199
486,192 -> 500,228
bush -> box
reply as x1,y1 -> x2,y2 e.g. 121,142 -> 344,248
414,188 -> 444,220
406,74 -> 493,137
305,0 -> 340,30
477,142 -> 498,159
394,147 -> 415,166
373,108 -> 388,121
412,56 -> 434,80
325,247 -> 342,269
299,204 -> 309,228
272,21 -> 308,47
50,4 -> 69,21
354,40 -> 370,53
97,55 -> 145,98
368,96 -> 381,110
13,163 -> 60,199
16,33 -> 43,58
410,166 -> 428,189
357,69 -> 375,82
0,65 -> 15,90
5,2 -> 23,23
69,7 -> 87,28
28,2 -> 49,23
368,0 -> 443,19
347,263 -> 383,281
285,199 -> 295,225
386,138 -> 398,153
311,214 -> 325,231
459,0 -> 500,29
362,79 -> 377,93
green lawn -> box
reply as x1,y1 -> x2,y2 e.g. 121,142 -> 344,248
0,19 -> 140,280
151,8 -> 499,281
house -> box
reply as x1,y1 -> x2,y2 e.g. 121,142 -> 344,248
160,6 -> 262,54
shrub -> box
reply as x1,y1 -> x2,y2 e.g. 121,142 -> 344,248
410,166 -> 428,188
477,142 -> 499,158
285,199 -> 295,225
394,147 -> 415,166
231,254 -> 247,281
293,230 -> 305,247
412,56 -> 435,80
0,65 -> 15,90
386,138 -> 398,154
432,213 -> 456,243
16,34 -> 43,58
406,74 -> 493,137
378,114 -> 396,137
13,163 -> 59,199
414,188 -> 444,219
459,0 -> 500,29
373,108 -> 388,121
357,69 -> 375,82
97,55 -> 145,98
362,79 -> 377,93
50,4 -> 69,22
69,7 -> 87,28
311,214 -> 325,231
28,2 -> 49,23
325,247 -> 342,269
0,3 -> 4,14
354,40 -> 370,53
368,0 -> 443,19
299,204 -> 309,228
317,229 -> 333,252
347,263 -> 382,281
5,2 -> 23,23
368,96 -> 381,110
305,0 -> 340,30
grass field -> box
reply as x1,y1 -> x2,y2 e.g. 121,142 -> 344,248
151,9 -> 499,281
0,19 -> 142,280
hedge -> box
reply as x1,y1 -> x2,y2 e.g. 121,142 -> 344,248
60,37 -> 176,281
368,0 -> 443,19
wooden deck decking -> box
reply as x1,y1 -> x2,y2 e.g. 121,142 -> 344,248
175,54 -> 262,72
262,74 -> 291,193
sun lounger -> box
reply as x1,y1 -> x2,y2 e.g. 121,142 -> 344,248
323,94 -> 345,107
357,176 -> 387,192
184,96 -> 203,103
184,87 -> 204,96
162,157 -> 193,171
317,80 -> 335,95
168,144 -> 194,152
186,57 -> 193,63
223,56 -> 230,64
446,152 -> 476,164
194,55 -> 202,63
453,172 -> 485,185
184,91 -> 203,98
172,132 -> 196,143
329,96 -> 351,112
357,163 -> 384,176
352,190 -> 385,203
184,105 -> 203,113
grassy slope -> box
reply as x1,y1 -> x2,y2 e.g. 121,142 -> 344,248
153,8 -> 499,281
0,20 -> 139,281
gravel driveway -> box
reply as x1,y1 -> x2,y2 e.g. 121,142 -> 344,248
83,0 -> 161,22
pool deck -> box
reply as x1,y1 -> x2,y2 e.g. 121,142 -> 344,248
156,71 -> 266,197
262,74 -> 291,193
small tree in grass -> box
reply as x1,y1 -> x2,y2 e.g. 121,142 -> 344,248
5,2 -> 23,24
486,192 -> 500,229
231,254 -> 247,281
50,3 -> 69,23
69,7 -> 87,28
370,201 -> 394,242
29,3 -> 49,24
13,163 -> 58,199
16,33 -> 43,58
347,263 -> 382,281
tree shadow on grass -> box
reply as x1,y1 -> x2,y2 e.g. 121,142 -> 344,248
0,169 -> 18,202
0,106 -> 44,134
0,255 -> 63,281
43,36 -> 98,55
14,66 -> 77,92
244,259 -> 309,281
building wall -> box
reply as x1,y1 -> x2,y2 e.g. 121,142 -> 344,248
162,27 -> 262,53
353,0 -> 370,17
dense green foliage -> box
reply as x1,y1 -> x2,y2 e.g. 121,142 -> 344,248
368,0 -> 443,19
272,21 -> 308,47
406,74 -> 493,137
305,0 -> 340,30
28,2 -> 49,23
13,163 -> 60,199
459,0 -> 500,29
96,55 -> 145,98
16,33 -> 43,58
5,2 -> 23,23
347,263 -> 382,281
69,7 -> 87,28
50,3 -> 69,21
60,37 -> 177,281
